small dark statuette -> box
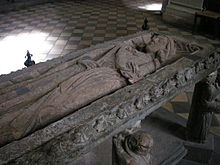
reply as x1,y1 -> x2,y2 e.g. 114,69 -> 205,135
187,70 -> 220,143
24,50 -> 35,67
142,18 -> 150,30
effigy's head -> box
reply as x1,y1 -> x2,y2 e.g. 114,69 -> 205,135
146,34 -> 175,53
146,35 -> 168,53
145,34 -> 176,61
126,131 -> 153,155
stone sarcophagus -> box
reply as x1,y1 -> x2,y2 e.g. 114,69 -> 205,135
0,31 -> 219,165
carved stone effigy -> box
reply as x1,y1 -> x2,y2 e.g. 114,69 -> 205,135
0,31 -> 220,164
0,32 -> 200,147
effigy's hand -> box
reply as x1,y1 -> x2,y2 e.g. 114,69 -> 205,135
77,59 -> 99,69
119,62 -> 143,84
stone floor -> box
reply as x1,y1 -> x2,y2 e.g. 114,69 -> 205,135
1,0 -> 220,75
162,88 -> 220,135
0,0 -> 220,139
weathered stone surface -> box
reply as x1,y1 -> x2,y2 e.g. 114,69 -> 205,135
64,108 -> 188,165
141,109 -> 188,165
163,0 -> 204,27
0,31 -> 219,164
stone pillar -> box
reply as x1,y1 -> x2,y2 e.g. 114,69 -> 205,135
187,70 -> 220,143
161,0 -> 170,13
163,0 -> 204,28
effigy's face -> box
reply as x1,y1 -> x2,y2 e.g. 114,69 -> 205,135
146,36 -> 168,53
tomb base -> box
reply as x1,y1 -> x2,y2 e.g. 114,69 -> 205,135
70,108 -> 188,165
184,135 -> 214,164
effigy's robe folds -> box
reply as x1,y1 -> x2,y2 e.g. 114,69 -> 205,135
0,31 -> 219,164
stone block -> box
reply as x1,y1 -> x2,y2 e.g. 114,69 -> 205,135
172,0 -> 204,9
184,135 -> 214,164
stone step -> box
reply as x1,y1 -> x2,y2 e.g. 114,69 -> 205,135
177,159 -> 205,165
209,152 -> 220,165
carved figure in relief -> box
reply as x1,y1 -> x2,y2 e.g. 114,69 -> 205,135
187,70 -> 220,143
113,130 -> 153,165
0,33 -> 201,147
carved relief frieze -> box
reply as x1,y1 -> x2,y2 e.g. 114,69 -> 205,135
185,67 -> 195,81
195,62 -> 205,74
134,94 -> 151,110
175,70 -> 187,87
195,53 -> 220,74
149,85 -> 164,102
71,125 -> 93,144
93,112 -> 118,133
116,105 -> 130,119
116,103 -> 135,119
162,79 -> 177,95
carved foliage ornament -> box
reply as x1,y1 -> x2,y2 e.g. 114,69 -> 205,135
93,113 -> 117,133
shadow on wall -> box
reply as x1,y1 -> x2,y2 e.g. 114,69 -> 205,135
0,0 -> 57,13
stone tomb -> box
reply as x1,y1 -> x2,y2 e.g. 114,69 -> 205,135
0,31 -> 220,164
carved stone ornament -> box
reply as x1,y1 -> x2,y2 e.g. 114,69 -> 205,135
116,104 -> 133,119
113,130 -> 153,165
134,94 -> 151,110
71,125 -> 93,144
93,113 -> 117,133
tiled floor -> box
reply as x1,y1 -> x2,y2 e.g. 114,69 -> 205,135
0,0 -> 160,74
161,87 -> 220,137
1,0 -> 220,75
0,0 -> 220,136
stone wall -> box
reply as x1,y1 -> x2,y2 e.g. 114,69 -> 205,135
0,0 -> 59,13
163,0 -> 204,28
